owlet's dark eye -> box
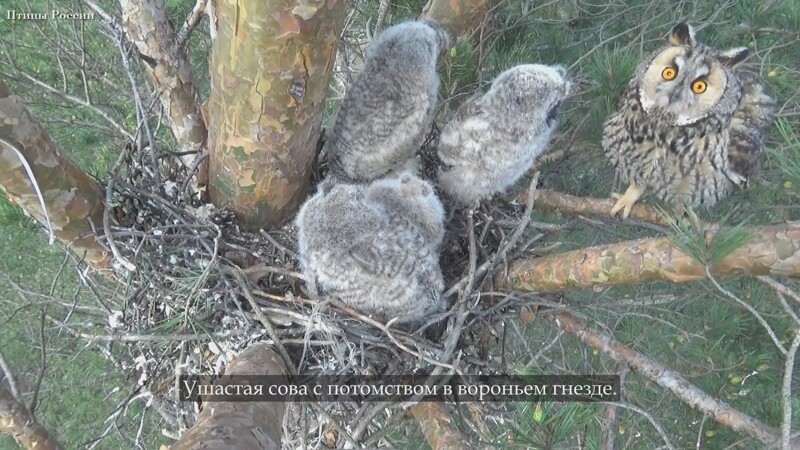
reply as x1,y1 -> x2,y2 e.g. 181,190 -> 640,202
662,66 -> 678,80
692,79 -> 708,94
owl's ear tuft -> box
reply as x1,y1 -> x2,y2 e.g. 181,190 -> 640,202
719,47 -> 749,67
668,23 -> 696,46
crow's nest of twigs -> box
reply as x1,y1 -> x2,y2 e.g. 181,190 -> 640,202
99,130 -> 546,437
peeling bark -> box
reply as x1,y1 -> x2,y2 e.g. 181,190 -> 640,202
497,221 -> 800,293
535,311 -> 794,448
0,79 -> 109,267
120,0 -> 207,170
410,402 -> 467,450
510,188 -> 669,226
419,0 -> 488,39
0,382 -> 63,450
170,343 -> 288,449
207,0 -> 347,230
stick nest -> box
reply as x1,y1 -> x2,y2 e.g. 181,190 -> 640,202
94,128 -> 548,441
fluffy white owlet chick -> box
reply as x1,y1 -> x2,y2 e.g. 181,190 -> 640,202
325,20 -> 451,183
295,172 -> 446,326
437,64 -> 571,205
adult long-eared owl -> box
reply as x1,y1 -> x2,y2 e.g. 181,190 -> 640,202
603,22 -> 776,218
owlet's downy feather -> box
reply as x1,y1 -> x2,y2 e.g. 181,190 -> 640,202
295,172 -> 446,326
603,22 -> 777,218
325,20 -> 451,183
437,64 -> 571,205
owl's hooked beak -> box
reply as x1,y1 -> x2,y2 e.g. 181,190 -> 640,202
669,88 -> 682,104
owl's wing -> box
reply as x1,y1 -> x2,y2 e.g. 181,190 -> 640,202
347,232 -> 418,278
437,97 -> 487,162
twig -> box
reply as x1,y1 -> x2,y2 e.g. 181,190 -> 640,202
178,0 -> 208,49
29,310 -> 47,417
0,137 -> 56,244
548,311 -> 785,447
444,172 -> 540,298
259,230 -> 299,259
782,330 -> 800,450
609,402 -> 676,450
696,414 -> 709,450
310,402 -> 361,449
706,268 -> 786,355
0,349 -> 20,401
757,276 -> 800,306
16,72 -> 133,140
116,35 -> 161,186
104,178 -> 137,272
231,268 -> 297,375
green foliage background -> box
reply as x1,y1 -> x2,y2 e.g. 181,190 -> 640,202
1,0 -> 799,448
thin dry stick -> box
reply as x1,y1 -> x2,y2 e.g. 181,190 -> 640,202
706,268 -> 786,355
758,276 -> 800,306
782,331 -> 800,449
548,311 -> 786,447
609,402 -> 676,450
444,172 -> 540,298
696,414 -> 709,450
0,349 -> 20,401
178,0 -> 208,49
231,268 -> 297,375
103,178 -> 136,272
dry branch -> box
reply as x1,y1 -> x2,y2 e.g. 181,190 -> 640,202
497,221 -> 800,294
207,0 -> 347,230
410,402 -> 468,450
536,311 -> 794,448
0,79 -> 109,267
170,343 -> 288,449
509,188 -> 669,226
120,0 -> 208,169
0,382 -> 63,450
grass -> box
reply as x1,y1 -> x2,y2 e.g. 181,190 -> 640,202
1,0 -> 799,448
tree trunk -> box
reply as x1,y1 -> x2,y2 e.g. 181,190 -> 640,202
120,0 -> 208,170
207,0 -> 347,230
420,0 -> 488,38
0,382 -> 63,450
170,343 -> 288,449
0,79 -> 109,268
410,403 -> 467,450
496,221 -> 800,294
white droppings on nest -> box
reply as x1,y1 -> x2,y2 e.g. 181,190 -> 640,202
169,255 -> 178,265
185,203 -> 217,221
207,341 -> 222,355
153,229 -> 164,236
134,354 -> 150,386
108,310 -> 124,328
164,180 -> 178,197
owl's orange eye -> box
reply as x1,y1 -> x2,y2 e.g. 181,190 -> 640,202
692,79 -> 708,94
661,67 -> 678,80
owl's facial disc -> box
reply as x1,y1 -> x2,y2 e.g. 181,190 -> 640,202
640,46 -> 727,125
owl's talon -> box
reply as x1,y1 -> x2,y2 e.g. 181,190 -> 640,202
609,184 -> 644,219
